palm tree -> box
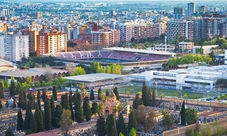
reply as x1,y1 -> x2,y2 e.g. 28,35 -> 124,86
97,103 -> 104,116
183,93 -> 188,99
160,93 -> 165,100
82,90 -> 88,98
162,109 -> 174,130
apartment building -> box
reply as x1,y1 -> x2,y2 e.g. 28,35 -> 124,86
0,32 -> 29,62
116,23 -> 133,42
36,29 -> 67,56
155,22 -> 167,37
188,2 -> 196,18
174,7 -> 184,19
167,20 -> 193,41
91,29 -> 119,46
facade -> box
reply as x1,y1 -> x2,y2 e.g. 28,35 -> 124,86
0,32 -> 29,62
188,2 -> 196,18
73,26 -> 80,39
116,23 -> 133,42
155,22 -> 167,37
199,6 -> 207,14
36,29 -> 67,56
174,7 -> 184,19
167,20 -> 193,41
134,65 -> 227,91
178,42 -> 194,50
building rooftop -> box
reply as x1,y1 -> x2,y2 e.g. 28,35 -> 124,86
0,68 -> 68,78
64,73 -> 125,83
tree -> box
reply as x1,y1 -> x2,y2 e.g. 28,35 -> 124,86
50,96 -> 55,127
24,102 -> 32,130
113,87 -> 119,100
106,114 -> 116,135
30,113 -> 37,133
96,116 -> 106,136
132,94 -> 143,109
55,105 -> 63,128
162,109 -> 174,130
5,128 -> 14,136
73,66 -> 86,75
185,108 -> 198,125
44,98 -> 52,130
52,86 -> 57,101
98,88 -> 101,100
0,100 -> 2,109
91,102 -> 98,115
69,89 -> 74,120
34,103 -> 44,132
9,79 -> 16,96
119,133 -> 124,136
17,109 -> 23,131
180,101 -> 186,125
134,105 -> 156,132
18,90 -> 25,109
97,103 -> 104,116
183,93 -> 188,99
128,111 -> 137,132
117,113 -> 127,135
83,97 -> 92,121
41,89 -> 47,102
110,126 -> 118,136
74,93 -> 84,123
0,81 -> 4,98
61,94 -> 69,110
106,90 -> 109,96
129,128 -> 137,136
90,89 -> 95,100
142,82 -> 152,106
60,109 -> 73,136
66,63 -> 75,75
152,86 -> 156,106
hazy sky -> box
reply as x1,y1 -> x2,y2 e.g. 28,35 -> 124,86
9,0 -> 227,2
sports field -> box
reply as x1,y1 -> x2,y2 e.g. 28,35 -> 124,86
118,86 -> 214,99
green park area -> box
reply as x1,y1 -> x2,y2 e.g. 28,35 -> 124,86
118,86 -> 213,99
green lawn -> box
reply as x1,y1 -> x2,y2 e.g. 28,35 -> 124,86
118,86 -> 213,99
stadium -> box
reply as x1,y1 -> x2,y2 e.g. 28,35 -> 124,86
44,47 -> 176,67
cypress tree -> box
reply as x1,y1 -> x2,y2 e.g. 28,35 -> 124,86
17,109 -> 23,131
37,89 -> 41,100
98,88 -> 101,100
69,89 -> 74,120
52,86 -> 57,101
61,94 -> 69,110
0,81 -> 4,98
116,113 -> 127,135
16,82 -> 21,95
5,128 -> 14,136
90,89 -> 94,100
0,100 -> 3,109
22,90 -> 27,110
24,102 -> 32,130
105,90 -> 109,96
18,90 -> 24,109
180,101 -> 186,125
9,79 -> 16,96
74,93 -> 84,123
152,86 -> 156,106
30,113 -> 37,133
128,111 -> 137,132
132,94 -> 143,109
110,126 -> 118,136
141,82 -> 152,106
41,90 -> 47,102
96,116 -> 106,136
91,102 -> 98,115
106,114 -> 115,135
37,90 -> 41,110
50,96 -> 55,127
35,103 -> 44,132
113,87 -> 119,100
83,97 -> 91,121
44,98 -> 52,130
55,104 -> 63,128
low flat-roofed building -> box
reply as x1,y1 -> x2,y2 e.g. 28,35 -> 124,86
179,42 -> 194,50
64,73 -> 128,89
0,68 -> 68,81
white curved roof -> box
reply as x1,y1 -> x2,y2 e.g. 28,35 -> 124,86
0,59 -> 13,67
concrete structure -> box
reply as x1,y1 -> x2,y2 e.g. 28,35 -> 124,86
0,59 -> 16,72
130,65 -> 227,91
174,7 -> 184,19
155,22 -> 167,37
167,20 -> 194,41
0,32 -> 29,62
188,2 -> 196,18
178,42 -> 194,50
36,29 -> 67,56
193,45 -> 218,54
199,6 -> 207,14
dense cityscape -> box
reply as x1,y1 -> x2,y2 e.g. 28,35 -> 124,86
1,0 -> 227,136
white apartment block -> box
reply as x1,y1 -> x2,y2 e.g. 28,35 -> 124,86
0,32 -> 29,62
116,23 -> 133,42
131,65 -> 227,92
